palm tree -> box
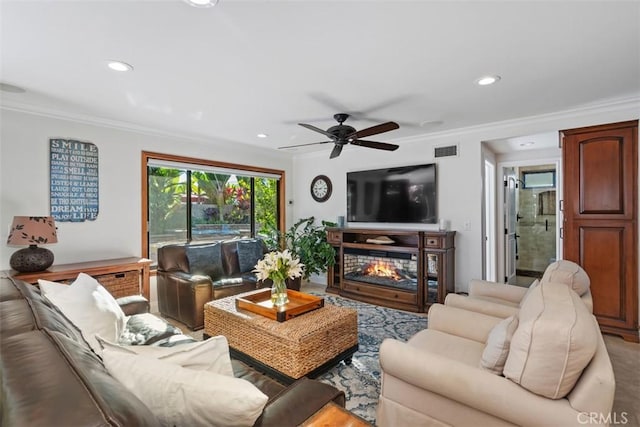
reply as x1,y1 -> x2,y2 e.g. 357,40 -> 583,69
191,171 -> 230,223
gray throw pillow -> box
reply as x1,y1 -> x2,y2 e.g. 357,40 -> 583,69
186,244 -> 223,279
237,240 -> 265,273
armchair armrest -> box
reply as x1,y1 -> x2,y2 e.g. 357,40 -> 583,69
256,377 -> 345,427
468,279 -> 528,304
445,293 -> 519,319
116,295 -> 150,315
160,270 -> 214,285
427,304 -> 503,343
379,339 -> 584,426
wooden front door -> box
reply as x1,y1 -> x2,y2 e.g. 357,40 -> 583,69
561,120 -> 638,342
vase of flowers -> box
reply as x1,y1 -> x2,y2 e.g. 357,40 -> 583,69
253,250 -> 304,307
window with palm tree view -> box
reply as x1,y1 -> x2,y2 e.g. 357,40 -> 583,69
144,155 -> 282,265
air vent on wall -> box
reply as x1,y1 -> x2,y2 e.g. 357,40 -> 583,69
434,144 -> 458,158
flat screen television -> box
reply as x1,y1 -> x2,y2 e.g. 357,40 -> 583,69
347,163 -> 437,224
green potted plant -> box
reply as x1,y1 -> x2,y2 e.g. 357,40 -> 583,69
263,216 -> 336,289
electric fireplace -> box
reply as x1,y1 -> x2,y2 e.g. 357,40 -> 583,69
343,248 -> 418,292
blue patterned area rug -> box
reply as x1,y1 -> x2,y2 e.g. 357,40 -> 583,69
314,294 -> 428,425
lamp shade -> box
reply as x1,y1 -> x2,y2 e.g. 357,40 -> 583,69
7,216 -> 58,273
7,216 -> 58,246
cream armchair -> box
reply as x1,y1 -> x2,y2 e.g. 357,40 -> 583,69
445,260 -> 593,319
377,283 -> 615,427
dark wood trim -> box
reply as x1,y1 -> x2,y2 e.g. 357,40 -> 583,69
140,151 -> 287,262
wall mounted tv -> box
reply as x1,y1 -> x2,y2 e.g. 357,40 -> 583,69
347,163 -> 437,224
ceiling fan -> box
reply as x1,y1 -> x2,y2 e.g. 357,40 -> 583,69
279,113 -> 400,159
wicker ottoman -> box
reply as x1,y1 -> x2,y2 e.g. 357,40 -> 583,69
204,290 -> 358,383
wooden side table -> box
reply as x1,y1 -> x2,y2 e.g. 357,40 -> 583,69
10,257 -> 152,300
301,402 -> 372,427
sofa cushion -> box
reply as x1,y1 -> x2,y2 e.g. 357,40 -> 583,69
480,315 -> 518,375
186,243 -> 224,279
0,299 -> 37,336
98,335 -> 234,376
504,281 -> 598,399
541,260 -> 590,296
0,279 -> 87,344
157,244 -> 190,273
45,273 -> 127,354
0,277 -> 22,301
237,239 -> 265,273
0,329 -> 158,426
103,349 -> 269,427
408,329 -> 485,368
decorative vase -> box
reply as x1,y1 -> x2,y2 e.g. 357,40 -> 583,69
271,278 -> 289,307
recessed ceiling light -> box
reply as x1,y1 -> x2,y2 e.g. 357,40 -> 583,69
519,141 -> 535,147
476,75 -> 501,86
184,0 -> 219,7
257,133 -> 268,138
0,82 -> 26,93
107,61 -> 134,72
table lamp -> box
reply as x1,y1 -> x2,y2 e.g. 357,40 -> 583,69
7,216 -> 58,273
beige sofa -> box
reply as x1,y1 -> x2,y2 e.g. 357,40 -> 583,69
377,280 -> 615,427
445,260 -> 593,319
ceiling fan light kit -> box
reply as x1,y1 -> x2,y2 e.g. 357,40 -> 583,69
279,113 -> 400,159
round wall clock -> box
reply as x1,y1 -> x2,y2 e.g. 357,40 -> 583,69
310,175 -> 332,202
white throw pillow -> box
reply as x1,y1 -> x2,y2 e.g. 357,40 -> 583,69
45,273 -> 126,355
103,349 -> 268,427
38,278 -> 70,297
480,315 -> 519,375
97,335 -> 234,377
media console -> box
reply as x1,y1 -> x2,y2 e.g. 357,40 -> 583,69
326,227 -> 455,312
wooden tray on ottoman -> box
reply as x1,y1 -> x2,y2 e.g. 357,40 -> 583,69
235,289 -> 324,322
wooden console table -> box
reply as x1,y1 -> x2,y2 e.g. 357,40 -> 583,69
11,257 -> 152,300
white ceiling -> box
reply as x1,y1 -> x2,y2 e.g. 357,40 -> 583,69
1,1 -> 639,156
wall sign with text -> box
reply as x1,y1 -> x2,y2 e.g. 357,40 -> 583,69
49,138 -> 99,222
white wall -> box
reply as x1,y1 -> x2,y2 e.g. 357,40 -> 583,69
0,109 -> 294,270
2,99 -> 638,301
292,99 -> 640,292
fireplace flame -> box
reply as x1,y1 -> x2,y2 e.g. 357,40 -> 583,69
363,261 -> 402,280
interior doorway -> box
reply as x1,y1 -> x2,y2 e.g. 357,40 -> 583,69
515,164 -> 557,280
484,132 -> 562,286
500,162 -> 559,286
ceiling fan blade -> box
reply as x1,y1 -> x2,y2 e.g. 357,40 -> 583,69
351,139 -> 399,151
298,123 -> 337,139
278,140 -> 331,149
330,144 -> 343,159
350,121 -> 399,139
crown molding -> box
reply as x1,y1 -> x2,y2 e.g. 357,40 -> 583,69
3,94 -> 638,154
1,100 -> 216,142
0,99 -> 290,159
392,94 -> 640,145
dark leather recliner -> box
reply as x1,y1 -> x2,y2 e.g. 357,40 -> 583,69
157,239 -> 269,330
